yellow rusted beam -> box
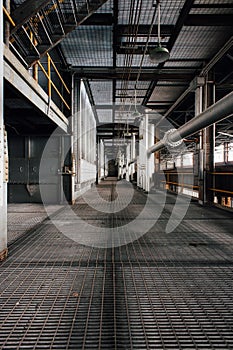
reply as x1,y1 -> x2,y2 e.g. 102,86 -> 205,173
3,6 -> 16,27
47,53 -> 70,94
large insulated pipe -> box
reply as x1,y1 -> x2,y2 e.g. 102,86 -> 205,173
148,90 -> 233,154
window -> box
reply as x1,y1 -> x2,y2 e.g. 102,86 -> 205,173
214,144 -> 224,163
228,142 -> 233,162
183,153 -> 193,167
175,156 -> 182,167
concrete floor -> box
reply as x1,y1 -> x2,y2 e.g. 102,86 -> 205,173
1,178 -> 233,349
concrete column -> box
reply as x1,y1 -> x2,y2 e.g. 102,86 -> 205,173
70,75 -> 77,204
0,1 -> 8,260
126,143 -> 130,181
154,128 -> 160,189
143,114 -> 149,191
130,133 -> 136,179
77,81 -> 82,190
100,139 -> 104,179
104,154 -> 108,177
98,139 -> 104,181
137,120 -> 144,188
146,123 -> 154,192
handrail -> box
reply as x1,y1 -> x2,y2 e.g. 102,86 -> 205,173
209,172 -> 233,175
38,61 -> 70,110
209,188 -> 233,195
161,172 -> 194,175
2,6 -> 16,27
161,180 -> 199,189
3,5 -> 70,110
48,53 -> 70,94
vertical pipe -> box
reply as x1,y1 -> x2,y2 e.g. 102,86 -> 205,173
195,85 -> 204,205
47,54 -> 51,99
70,74 -> 76,204
204,73 -> 215,204
137,120 -> 144,188
131,133 -> 136,177
146,123 -> 154,192
0,0 -> 8,260
154,127 -> 160,189
144,114 -> 149,192
77,80 -> 82,189
126,143 -> 130,182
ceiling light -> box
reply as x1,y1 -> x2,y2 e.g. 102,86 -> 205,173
149,44 -> 170,63
132,89 -> 143,123
149,0 -> 170,64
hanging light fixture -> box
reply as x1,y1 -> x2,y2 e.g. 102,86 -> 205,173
132,89 -> 143,122
149,0 -> 170,63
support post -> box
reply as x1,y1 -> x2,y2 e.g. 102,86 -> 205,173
204,73 -> 215,205
77,80 -> 82,190
0,0 -> 8,260
154,128 -> 160,189
146,123 -> 154,192
130,133 -> 136,180
196,82 -> 204,205
143,114 -> 148,192
137,119 -> 144,188
126,143 -> 130,182
70,74 -> 77,204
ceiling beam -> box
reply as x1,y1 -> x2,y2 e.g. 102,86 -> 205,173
82,79 -> 99,123
11,0 -> 52,33
193,4 -> 233,8
72,67 -> 196,81
185,14 -> 233,26
82,13 -> 114,25
117,24 -> 173,37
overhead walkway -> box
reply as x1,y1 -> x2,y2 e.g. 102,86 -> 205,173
0,178 -> 233,349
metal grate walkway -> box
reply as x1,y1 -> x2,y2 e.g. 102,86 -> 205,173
1,178 -> 233,349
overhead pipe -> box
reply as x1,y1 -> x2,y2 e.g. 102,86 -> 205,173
148,90 -> 233,154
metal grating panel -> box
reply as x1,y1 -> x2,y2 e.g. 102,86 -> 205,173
61,26 -> 113,66
12,0 -> 28,5
0,180 -> 233,349
97,109 -> 113,123
89,81 -> 113,105
149,85 -> 186,103
164,60 -> 203,67
117,54 -> 159,67
194,0 -> 233,4
190,7 -> 233,14
96,0 -> 113,13
116,81 -> 151,91
170,26 -> 233,59
118,0 -> 186,25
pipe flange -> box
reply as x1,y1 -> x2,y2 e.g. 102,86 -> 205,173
163,129 -> 183,148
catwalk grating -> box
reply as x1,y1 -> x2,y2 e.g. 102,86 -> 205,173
1,178 -> 233,349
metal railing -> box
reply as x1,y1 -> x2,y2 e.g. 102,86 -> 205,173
3,5 -> 71,111
38,54 -> 71,110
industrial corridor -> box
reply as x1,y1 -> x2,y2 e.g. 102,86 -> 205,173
1,0 -> 233,348
1,178 -> 233,349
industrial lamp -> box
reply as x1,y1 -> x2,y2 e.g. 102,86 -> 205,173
149,0 -> 170,63
132,89 -> 143,123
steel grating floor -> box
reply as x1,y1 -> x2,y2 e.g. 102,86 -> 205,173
1,178 -> 233,349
